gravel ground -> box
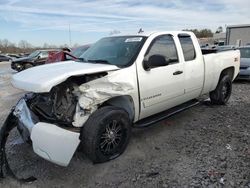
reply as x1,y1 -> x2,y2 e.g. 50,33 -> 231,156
0,63 -> 249,188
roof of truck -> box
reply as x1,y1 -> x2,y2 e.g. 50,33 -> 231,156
111,31 -> 192,37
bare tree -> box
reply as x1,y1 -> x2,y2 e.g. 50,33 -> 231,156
43,43 -> 49,49
183,29 -> 213,38
2,39 -> 10,48
216,26 -> 223,33
73,43 -> 79,48
18,40 -> 32,49
109,29 -> 121,35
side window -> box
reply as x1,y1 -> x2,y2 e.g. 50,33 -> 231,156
178,34 -> 196,61
40,51 -> 49,58
146,35 -> 178,64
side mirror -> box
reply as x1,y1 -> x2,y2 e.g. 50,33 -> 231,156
143,55 -> 169,71
37,55 -> 41,59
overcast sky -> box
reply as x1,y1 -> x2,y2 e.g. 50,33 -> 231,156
0,0 -> 249,46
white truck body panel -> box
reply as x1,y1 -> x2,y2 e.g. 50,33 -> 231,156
201,50 -> 240,94
135,32 -> 206,119
31,122 -> 80,166
73,63 -> 140,126
11,31 -> 240,166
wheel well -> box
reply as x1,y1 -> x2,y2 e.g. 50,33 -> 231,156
219,67 -> 235,81
100,96 -> 135,121
24,63 -> 33,66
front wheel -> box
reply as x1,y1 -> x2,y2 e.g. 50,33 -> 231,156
209,75 -> 232,105
81,106 -> 131,163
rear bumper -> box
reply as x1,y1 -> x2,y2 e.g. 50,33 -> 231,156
236,68 -> 250,80
13,98 -> 80,166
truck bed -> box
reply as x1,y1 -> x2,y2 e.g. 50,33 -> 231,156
201,49 -> 240,95
201,48 -> 237,55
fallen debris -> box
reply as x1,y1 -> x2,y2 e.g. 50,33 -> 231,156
219,177 -> 225,185
146,171 -> 160,178
226,144 -> 232,150
0,109 -> 36,183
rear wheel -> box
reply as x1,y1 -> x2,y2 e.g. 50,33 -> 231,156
209,75 -> 232,105
81,106 -> 131,163
24,63 -> 33,69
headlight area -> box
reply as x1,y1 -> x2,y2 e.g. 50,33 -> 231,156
27,82 -> 78,127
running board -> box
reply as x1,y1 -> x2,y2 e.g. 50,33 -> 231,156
134,99 -> 200,128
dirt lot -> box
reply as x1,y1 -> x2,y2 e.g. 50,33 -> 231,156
0,62 -> 249,188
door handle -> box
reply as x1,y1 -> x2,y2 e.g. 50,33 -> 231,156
173,70 -> 183,75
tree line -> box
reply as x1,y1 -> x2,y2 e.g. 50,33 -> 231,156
0,39 -> 79,54
183,29 -> 214,38
1,27 -> 223,54
0,39 -> 33,54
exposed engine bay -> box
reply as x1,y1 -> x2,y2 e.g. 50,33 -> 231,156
26,73 -> 107,127
28,83 -> 78,126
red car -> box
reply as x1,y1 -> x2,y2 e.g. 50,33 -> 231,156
46,45 -> 90,63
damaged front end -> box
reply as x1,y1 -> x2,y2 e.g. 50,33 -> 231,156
0,67 -> 136,179
1,92 -> 81,168
0,79 -> 86,174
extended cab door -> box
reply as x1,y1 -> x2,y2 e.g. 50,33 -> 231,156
177,34 -> 204,98
136,34 -> 185,119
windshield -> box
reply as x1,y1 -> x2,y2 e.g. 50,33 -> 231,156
79,36 -> 146,67
72,46 -> 90,58
240,48 -> 250,58
29,50 -> 40,58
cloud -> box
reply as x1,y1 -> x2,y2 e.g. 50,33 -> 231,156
0,0 -> 249,34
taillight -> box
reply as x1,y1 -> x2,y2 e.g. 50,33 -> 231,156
234,57 -> 239,62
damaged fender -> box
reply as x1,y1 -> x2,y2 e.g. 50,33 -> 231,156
73,69 -> 136,127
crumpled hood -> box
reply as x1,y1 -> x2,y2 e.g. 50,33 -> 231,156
11,60 -> 119,93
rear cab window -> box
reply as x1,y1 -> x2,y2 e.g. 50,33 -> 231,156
178,34 -> 196,61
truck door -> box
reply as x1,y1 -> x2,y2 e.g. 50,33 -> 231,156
178,34 -> 204,98
137,34 -> 185,119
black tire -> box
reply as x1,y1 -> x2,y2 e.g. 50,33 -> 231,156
81,106 -> 131,163
24,63 -> 33,69
15,64 -> 24,72
209,75 -> 232,105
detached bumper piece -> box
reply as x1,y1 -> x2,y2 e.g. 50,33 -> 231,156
0,110 -> 36,182
0,98 -> 81,181
31,122 -> 80,166
13,99 -> 81,166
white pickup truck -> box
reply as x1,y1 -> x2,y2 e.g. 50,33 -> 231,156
2,31 -> 240,167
